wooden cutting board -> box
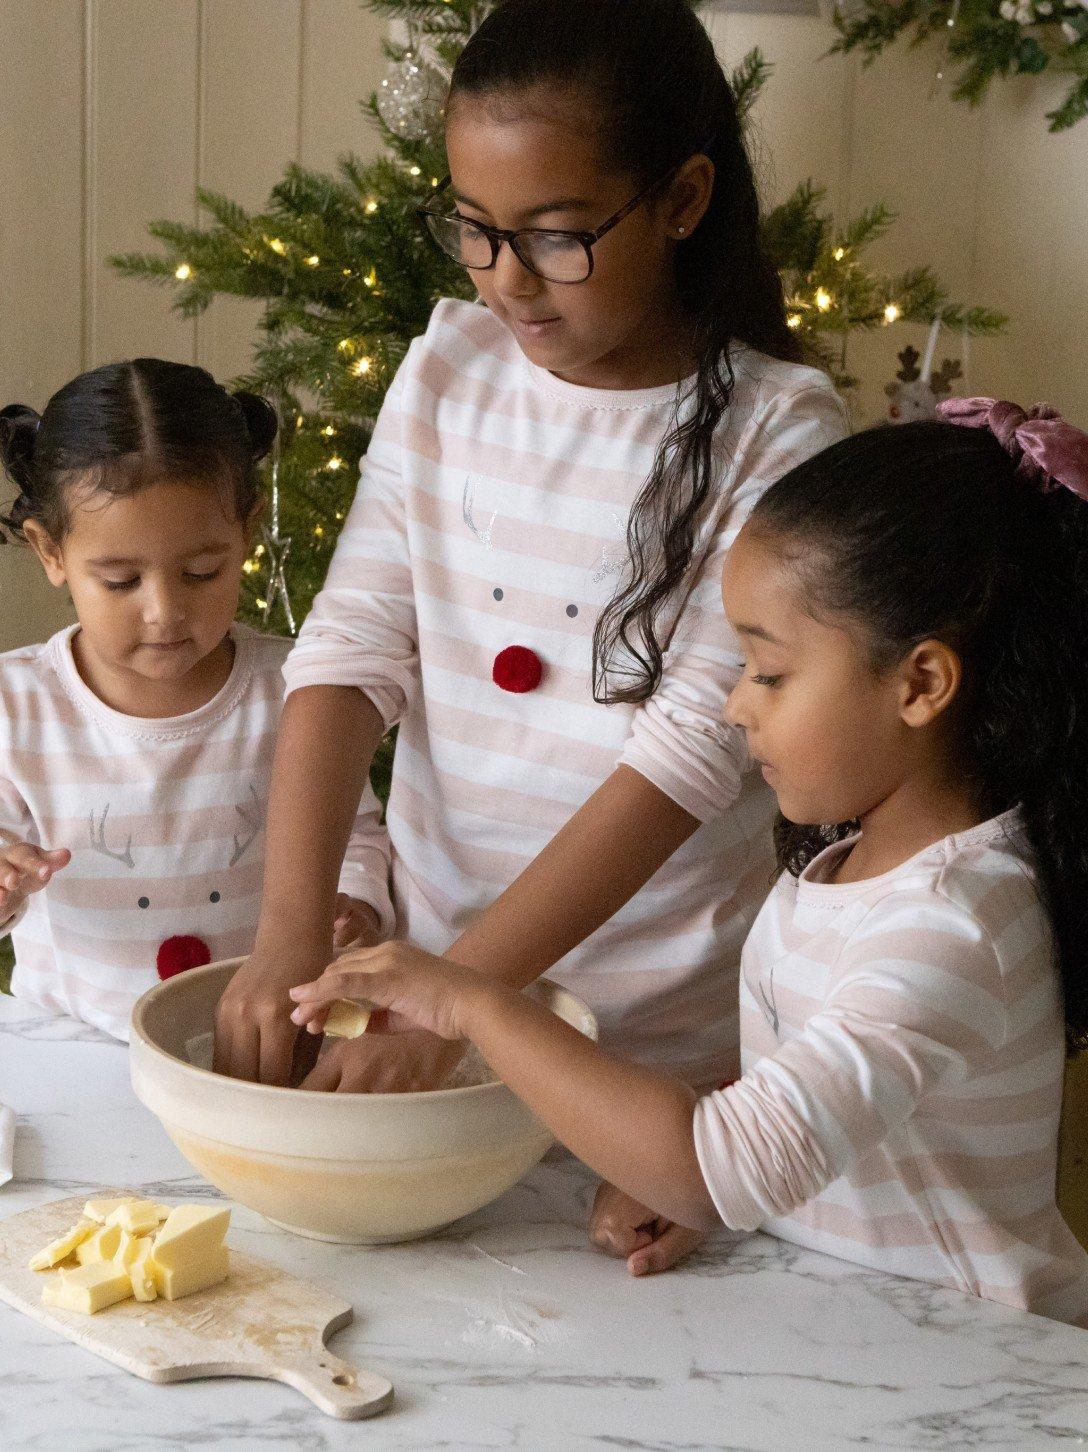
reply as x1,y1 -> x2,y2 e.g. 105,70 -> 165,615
0,1190 -> 393,1420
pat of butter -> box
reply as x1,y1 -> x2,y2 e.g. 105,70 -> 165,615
105,1199 -> 170,1235
151,1245 -> 230,1301
28,1218 -> 98,1271
75,1222 -> 124,1265
84,1196 -> 142,1224
152,1205 -> 230,1267
323,998 -> 373,1039
43,1261 -> 134,1315
128,1237 -> 158,1302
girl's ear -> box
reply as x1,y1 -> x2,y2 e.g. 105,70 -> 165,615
662,152 -> 715,240
22,519 -> 67,588
897,639 -> 962,729
243,497 -> 266,545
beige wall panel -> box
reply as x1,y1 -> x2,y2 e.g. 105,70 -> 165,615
0,0 -> 83,648
197,0 -> 302,385
89,0 -> 200,368
298,0 -> 390,170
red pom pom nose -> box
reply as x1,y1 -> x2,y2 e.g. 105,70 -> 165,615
492,645 -> 543,693
156,934 -> 212,980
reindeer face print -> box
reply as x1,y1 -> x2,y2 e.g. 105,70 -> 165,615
462,474 -> 625,696
884,344 -> 963,425
87,786 -> 263,980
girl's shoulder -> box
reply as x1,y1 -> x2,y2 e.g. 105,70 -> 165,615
401,296 -> 519,387
728,344 -> 845,418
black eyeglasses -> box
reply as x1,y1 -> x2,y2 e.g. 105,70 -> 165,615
416,164 -> 684,284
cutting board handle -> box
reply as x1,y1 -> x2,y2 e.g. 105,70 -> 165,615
267,1344 -> 394,1420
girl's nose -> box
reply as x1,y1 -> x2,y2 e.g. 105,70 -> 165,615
492,241 -> 541,297
724,676 -> 750,729
143,580 -> 186,628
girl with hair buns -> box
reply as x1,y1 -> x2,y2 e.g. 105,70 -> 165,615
0,358 -> 390,1043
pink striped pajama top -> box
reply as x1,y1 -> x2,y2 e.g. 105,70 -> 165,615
0,623 -> 393,1039
694,811 -> 1088,1324
282,297 -> 849,1085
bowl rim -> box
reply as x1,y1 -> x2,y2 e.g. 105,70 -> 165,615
130,956 -> 597,1104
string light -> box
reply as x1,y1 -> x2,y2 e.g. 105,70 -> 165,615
295,414 -> 304,429
174,262 -> 192,280
326,456 -> 345,471
353,357 -> 373,377
322,425 -> 336,437
365,199 -> 379,214
266,237 -> 287,255
884,302 -> 901,323
242,559 -> 258,575
832,247 -> 846,262
337,338 -> 354,354
786,313 -> 802,329
364,267 -> 378,289
342,267 -> 352,277
313,525 -> 325,538
409,165 -> 422,177
305,254 -> 320,267
815,287 -> 833,312
254,544 -> 266,558
255,598 -> 267,610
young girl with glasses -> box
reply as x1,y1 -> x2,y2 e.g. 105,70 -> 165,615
291,402 -> 1088,1321
215,0 -> 847,1269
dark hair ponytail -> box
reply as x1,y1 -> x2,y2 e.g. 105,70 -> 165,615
0,358 -> 276,543
749,419 -> 1088,1047
449,0 -> 801,703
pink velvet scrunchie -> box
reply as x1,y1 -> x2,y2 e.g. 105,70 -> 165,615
937,396 -> 1088,504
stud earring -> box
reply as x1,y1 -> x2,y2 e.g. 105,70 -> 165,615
675,226 -> 686,236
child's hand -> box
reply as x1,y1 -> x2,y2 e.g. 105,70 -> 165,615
289,941 -> 480,1044
0,841 -> 71,924
332,894 -> 381,953
588,1181 -> 708,1277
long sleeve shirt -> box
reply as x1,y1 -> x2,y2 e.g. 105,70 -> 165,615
283,297 -> 849,1085
694,810 -> 1088,1324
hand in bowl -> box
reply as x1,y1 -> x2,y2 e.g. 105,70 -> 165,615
289,941 -> 478,1092
213,897 -> 382,1085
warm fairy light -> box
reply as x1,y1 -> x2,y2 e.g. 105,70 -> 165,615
242,559 -> 258,574
305,254 -> 320,267
322,424 -> 336,437
832,247 -> 846,262
295,414 -> 304,429
254,544 -> 265,558
174,262 -> 192,280
431,177 -> 439,187
884,302 -> 901,323
365,198 -> 379,214
337,338 -> 354,354
787,313 -> 802,329
326,456 -> 345,471
364,267 -> 378,289
353,357 -> 372,376
314,525 -> 325,537
409,165 -> 422,177
335,511 -> 344,520
815,287 -> 833,312
255,598 -> 267,609
267,237 -> 287,255
342,267 -> 352,276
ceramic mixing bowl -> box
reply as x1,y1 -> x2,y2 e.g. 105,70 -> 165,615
130,957 -> 597,1243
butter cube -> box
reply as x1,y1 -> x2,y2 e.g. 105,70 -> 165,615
323,998 -> 373,1039
151,1244 -> 230,1301
28,1218 -> 98,1271
104,1199 -> 170,1236
75,1222 -> 124,1265
83,1197 -> 140,1224
151,1205 -> 230,1268
42,1261 -> 133,1315
127,1238 -> 158,1303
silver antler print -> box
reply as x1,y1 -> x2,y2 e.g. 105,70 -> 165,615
462,475 -> 497,550
230,785 -> 263,867
88,804 -> 135,869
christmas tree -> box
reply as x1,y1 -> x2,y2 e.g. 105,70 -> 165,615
112,0 -> 1005,640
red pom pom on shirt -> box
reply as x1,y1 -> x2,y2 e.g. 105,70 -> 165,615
156,934 -> 212,980
492,645 -> 543,693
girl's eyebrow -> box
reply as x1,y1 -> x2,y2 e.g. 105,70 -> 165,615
734,622 -> 786,645
451,188 -> 594,218
88,544 -> 232,568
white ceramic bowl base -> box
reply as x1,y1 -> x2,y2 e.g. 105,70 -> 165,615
129,958 -> 597,1244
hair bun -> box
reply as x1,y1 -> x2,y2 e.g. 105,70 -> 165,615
232,391 -> 278,462
0,404 -> 42,490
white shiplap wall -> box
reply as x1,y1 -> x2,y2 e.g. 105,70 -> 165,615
3,1 -> 1087,651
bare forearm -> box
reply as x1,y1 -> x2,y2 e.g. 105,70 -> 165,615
257,686 -> 385,944
458,983 -> 716,1230
445,766 -> 699,988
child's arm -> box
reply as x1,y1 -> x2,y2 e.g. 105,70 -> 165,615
288,943 -> 720,1233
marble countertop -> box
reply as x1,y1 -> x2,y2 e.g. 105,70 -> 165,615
1,995 -> 1086,1450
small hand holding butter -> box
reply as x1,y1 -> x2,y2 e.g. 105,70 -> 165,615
289,941 -> 480,1044
29,1196 -> 231,1314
